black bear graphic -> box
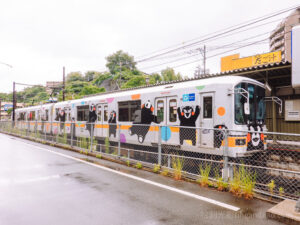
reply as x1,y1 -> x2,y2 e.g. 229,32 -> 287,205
177,105 -> 200,146
86,104 -> 97,136
214,125 -> 228,148
247,124 -> 264,151
129,100 -> 159,143
108,110 -> 117,137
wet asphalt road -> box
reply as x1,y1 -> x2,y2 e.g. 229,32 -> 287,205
0,133 -> 283,225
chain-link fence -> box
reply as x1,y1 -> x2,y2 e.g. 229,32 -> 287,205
0,121 -> 299,200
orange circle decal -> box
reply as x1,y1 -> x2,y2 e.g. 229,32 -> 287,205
217,107 -> 226,116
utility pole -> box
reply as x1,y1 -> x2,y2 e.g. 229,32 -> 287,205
118,62 -> 122,90
12,81 -> 16,122
63,67 -> 65,101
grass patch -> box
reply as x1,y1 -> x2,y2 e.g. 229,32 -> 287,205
135,162 -> 142,169
214,167 -> 227,191
161,168 -> 169,176
96,154 -> 102,159
268,180 -> 276,198
172,156 -> 184,180
153,164 -> 160,173
197,163 -> 211,187
279,187 -> 284,197
229,166 -> 242,197
240,165 -> 256,200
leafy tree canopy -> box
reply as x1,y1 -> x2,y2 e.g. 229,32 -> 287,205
121,75 -> 146,89
92,72 -> 112,86
106,50 -> 136,75
66,72 -> 84,83
161,67 -> 183,82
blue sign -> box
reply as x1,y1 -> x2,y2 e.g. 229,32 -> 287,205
183,93 -> 195,102
3,104 -> 13,111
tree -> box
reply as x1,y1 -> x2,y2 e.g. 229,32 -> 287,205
121,76 -> 146,89
149,73 -> 162,84
85,71 -> 100,82
106,50 -> 136,75
79,85 -> 105,96
93,72 -> 112,86
161,68 -> 183,82
66,72 -> 84,83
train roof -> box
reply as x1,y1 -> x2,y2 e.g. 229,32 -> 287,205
17,75 -> 263,111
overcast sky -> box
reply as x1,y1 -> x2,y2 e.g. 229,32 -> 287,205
0,0 -> 298,93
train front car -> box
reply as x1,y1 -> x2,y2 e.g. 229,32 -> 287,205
230,81 -> 267,157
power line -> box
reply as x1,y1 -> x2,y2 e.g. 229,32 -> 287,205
136,5 -> 299,63
139,30 -> 272,70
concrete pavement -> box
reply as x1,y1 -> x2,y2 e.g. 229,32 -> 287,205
0,133 -> 284,225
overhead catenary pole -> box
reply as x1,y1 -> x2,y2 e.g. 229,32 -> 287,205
203,45 -> 206,75
63,67 -> 65,101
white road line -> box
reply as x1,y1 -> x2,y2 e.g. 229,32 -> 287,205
19,140 -> 240,211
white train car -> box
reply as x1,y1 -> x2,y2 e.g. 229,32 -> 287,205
15,75 -> 267,157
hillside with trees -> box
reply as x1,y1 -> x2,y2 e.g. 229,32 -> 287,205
1,50 -> 186,105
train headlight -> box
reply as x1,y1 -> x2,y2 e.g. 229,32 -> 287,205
235,138 -> 246,146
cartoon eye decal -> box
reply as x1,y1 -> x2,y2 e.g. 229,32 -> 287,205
250,126 -> 255,132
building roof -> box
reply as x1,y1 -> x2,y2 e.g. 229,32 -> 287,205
217,61 -> 291,87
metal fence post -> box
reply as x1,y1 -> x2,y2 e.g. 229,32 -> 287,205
222,129 -> 230,182
35,120 -> 38,139
44,122 -> 46,141
90,123 -> 94,153
118,123 -> 121,157
70,122 -> 74,147
158,125 -> 162,166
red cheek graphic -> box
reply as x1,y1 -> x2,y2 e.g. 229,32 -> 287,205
151,107 -> 154,112
192,112 -> 195,116
181,112 -> 184,116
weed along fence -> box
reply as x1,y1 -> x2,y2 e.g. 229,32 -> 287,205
0,121 -> 299,200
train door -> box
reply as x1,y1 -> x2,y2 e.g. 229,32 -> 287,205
200,93 -> 214,148
102,104 -> 109,137
64,107 -> 71,134
155,96 -> 178,144
95,104 -> 104,137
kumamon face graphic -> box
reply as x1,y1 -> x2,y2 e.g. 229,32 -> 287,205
249,125 -> 262,147
182,106 -> 194,119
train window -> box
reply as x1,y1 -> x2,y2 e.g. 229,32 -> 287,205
118,100 -> 141,122
97,106 -> 102,121
157,100 -> 164,122
203,97 -> 212,118
104,105 -> 108,121
169,99 -> 177,122
77,105 -> 89,121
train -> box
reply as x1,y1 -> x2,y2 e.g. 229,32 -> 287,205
14,75 -> 267,158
